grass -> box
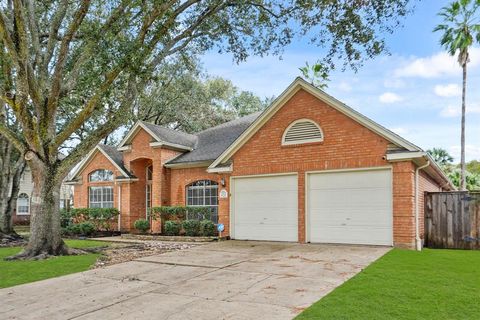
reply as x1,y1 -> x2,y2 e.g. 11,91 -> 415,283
297,249 -> 480,320
0,239 -> 110,289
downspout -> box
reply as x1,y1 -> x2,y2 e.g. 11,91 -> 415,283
415,160 -> 430,251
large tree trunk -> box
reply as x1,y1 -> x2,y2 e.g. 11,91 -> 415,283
460,63 -> 467,191
8,162 -> 69,259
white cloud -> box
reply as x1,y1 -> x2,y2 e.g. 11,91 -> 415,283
379,92 -> 403,104
440,104 -> 480,118
434,84 -> 461,97
394,47 -> 480,78
384,78 -> 406,89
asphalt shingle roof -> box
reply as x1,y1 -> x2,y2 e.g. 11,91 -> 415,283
97,144 -> 133,178
166,112 -> 261,164
141,121 -> 197,149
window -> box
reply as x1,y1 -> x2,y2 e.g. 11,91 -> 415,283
146,165 -> 153,181
17,193 -> 30,215
186,180 -> 218,223
89,186 -> 114,208
282,119 -> 323,145
89,169 -> 114,182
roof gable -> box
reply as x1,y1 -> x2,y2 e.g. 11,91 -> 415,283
209,77 -> 421,170
69,144 -> 131,181
118,121 -> 196,151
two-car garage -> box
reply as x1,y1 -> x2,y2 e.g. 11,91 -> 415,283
230,168 -> 393,246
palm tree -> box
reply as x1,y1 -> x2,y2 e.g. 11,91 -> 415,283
427,148 -> 454,167
434,0 -> 480,190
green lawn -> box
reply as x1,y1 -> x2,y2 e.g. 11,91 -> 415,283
0,240 -> 110,289
297,249 -> 480,320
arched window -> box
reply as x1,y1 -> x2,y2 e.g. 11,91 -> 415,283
89,169 -> 114,182
282,119 -> 323,145
186,180 -> 218,223
17,193 -> 30,215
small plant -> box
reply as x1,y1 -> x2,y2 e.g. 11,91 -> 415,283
182,220 -> 201,237
134,219 -> 150,234
200,220 -> 216,237
164,221 -> 181,236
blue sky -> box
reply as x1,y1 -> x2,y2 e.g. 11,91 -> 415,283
202,1 -> 480,162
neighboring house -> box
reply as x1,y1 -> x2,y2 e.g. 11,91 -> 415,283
68,78 -> 454,249
12,167 -> 73,224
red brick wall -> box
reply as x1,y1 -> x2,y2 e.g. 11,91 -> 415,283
230,89 -> 393,243
73,151 -> 120,209
418,170 -> 442,239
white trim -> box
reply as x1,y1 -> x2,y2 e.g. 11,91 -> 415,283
385,152 -> 455,190
118,121 -> 192,151
117,145 -> 131,152
206,163 -> 233,173
164,160 -> 212,169
386,151 -> 426,161
305,167 -> 394,246
115,178 -> 139,183
281,118 -> 324,146
229,172 -> 298,240
117,184 -> 122,232
209,77 -> 420,170
149,141 -> 192,151
118,121 -> 161,149
69,145 -> 130,180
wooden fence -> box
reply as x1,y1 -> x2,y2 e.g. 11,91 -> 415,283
424,192 -> 480,249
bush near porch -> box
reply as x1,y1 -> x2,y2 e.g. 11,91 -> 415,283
150,206 -> 218,237
61,208 -> 120,237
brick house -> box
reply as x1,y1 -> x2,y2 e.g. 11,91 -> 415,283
68,78 -> 454,249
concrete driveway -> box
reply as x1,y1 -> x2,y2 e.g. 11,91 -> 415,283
0,241 -> 390,320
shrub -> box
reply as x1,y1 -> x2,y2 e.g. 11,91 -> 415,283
164,221 -> 181,236
150,206 -> 213,221
60,209 -> 74,228
62,208 -> 120,231
182,220 -> 201,237
134,219 -> 150,234
64,222 -> 95,236
78,222 -> 95,236
200,220 -> 216,237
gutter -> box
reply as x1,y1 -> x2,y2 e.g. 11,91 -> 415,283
415,160 -> 430,251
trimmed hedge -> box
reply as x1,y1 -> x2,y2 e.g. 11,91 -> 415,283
200,220 -> 217,237
164,221 -> 181,236
150,206 -> 213,221
61,208 -> 120,231
134,219 -> 150,234
182,220 -> 201,237
63,222 -> 95,236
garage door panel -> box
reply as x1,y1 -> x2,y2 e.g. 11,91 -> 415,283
235,191 -> 298,208
233,175 -> 298,242
308,169 -> 392,246
309,189 -> 391,208
308,170 -> 388,190
314,226 -> 392,245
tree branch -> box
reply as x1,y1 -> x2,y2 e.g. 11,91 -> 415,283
0,121 -> 26,154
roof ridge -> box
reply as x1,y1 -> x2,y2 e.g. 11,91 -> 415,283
140,120 -> 197,139
196,111 -> 262,135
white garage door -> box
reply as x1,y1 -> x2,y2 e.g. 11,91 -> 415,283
232,175 -> 298,242
307,169 -> 392,245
